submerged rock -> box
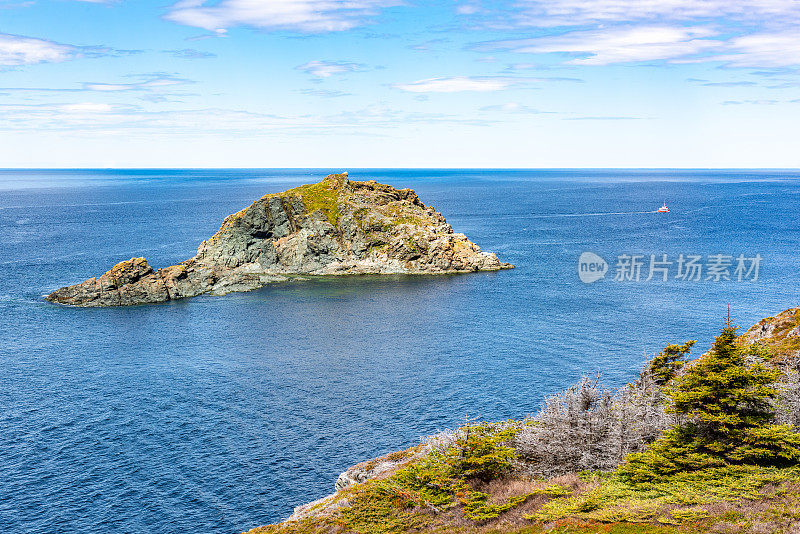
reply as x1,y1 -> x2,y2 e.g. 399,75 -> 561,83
47,172 -> 513,307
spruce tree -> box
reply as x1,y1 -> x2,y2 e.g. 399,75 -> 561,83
667,324 -> 777,453
648,340 -> 695,386
620,321 -> 800,482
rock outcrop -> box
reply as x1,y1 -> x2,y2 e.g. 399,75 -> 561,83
47,172 -> 512,307
740,306 -> 800,361
279,447 -> 424,526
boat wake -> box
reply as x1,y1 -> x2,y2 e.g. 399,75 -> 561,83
527,210 -> 659,219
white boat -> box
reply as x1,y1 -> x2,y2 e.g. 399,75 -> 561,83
657,203 -> 669,213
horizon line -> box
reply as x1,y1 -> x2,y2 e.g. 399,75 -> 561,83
2,167 -> 800,171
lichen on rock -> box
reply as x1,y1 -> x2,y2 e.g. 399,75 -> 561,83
46,172 -> 513,307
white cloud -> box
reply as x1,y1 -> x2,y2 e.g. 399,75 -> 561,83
456,3 -> 479,15
565,115 -> 645,120
469,1 -> 800,69
486,25 -> 800,68
163,48 -> 216,59
722,99 -> 780,105
0,102 -> 490,135
513,0 -> 800,27
300,88 -> 351,97
83,75 -> 191,92
0,33 -> 75,65
716,32 -> 800,67
61,102 -> 114,113
165,0 -> 401,33
296,60 -> 364,78
480,102 -> 548,113
494,26 -> 721,65
84,83 -> 132,91
394,76 -> 511,92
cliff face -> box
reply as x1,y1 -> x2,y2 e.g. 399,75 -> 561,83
46,173 -> 512,307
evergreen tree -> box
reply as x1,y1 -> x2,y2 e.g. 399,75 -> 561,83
620,322 -> 800,483
648,340 -> 695,386
667,324 -> 777,454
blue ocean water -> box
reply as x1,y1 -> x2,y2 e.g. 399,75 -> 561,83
1,169 -> 799,534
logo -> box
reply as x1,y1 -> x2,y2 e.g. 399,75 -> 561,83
577,252 -> 762,283
578,252 -> 608,283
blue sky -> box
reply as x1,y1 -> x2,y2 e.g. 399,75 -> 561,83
1,0 -> 799,167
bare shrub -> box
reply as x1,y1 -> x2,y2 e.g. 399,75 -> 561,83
420,346 -> 800,481
775,356 -> 800,429
613,367 -> 677,453
420,427 -> 466,454
513,368 -> 675,478
513,375 -> 615,476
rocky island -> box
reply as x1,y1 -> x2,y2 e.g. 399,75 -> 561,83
46,172 -> 512,307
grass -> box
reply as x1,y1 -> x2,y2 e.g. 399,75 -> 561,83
279,180 -> 342,227
744,309 -> 800,361
246,424 -> 800,534
338,481 -> 427,534
215,174 -> 431,239
362,450 -> 414,472
529,465 -> 800,526
333,422 -> 529,532
391,215 -> 426,227
384,203 -> 427,228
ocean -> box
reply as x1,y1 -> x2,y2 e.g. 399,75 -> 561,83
1,169 -> 799,533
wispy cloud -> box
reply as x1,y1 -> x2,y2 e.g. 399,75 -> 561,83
394,74 -> 582,93
480,102 -> 550,114
164,0 -> 402,33
0,75 -> 194,98
163,48 -> 216,59
0,1 -> 36,8
83,74 -> 193,92
722,99 -> 779,105
701,81 -> 757,87
714,32 -> 800,68
565,116 -> 647,120
0,32 -> 144,68
510,0 -> 800,28
0,101 -> 493,135
394,76 -> 512,93
408,38 -> 448,51
299,88 -> 351,97
296,60 -> 365,78
485,26 -> 721,65
60,102 -> 115,113
455,3 -> 480,15
0,33 -> 76,65
469,1 -> 800,70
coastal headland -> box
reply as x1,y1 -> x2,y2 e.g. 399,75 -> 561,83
247,308 -> 800,534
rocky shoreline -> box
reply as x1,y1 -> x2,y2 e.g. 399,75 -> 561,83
246,307 -> 800,534
46,172 -> 512,307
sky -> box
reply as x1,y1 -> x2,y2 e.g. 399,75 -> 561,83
1,0 -> 799,168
